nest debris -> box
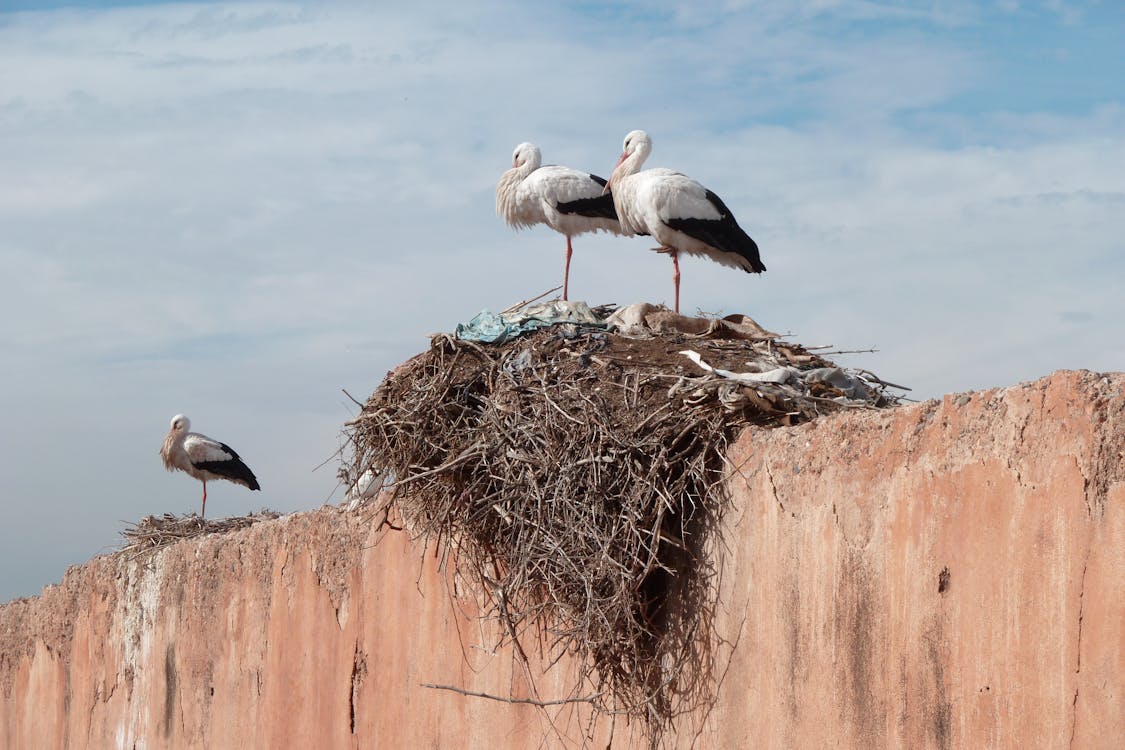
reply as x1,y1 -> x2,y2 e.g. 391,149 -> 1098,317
340,302 -> 903,745
119,510 -> 281,557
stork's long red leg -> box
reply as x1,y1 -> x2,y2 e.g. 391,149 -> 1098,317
671,250 -> 681,314
201,481 -> 208,519
563,236 -> 574,301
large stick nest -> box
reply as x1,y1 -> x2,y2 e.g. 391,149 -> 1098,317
341,303 -> 901,744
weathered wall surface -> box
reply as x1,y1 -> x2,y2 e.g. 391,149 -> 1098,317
704,369 -> 1124,749
1,370 -> 1122,749
0,509 -> 605,750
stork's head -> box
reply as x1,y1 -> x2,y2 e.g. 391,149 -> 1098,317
511,142 -> 541,171
607,129 -> 652,191
620,130 -> 651,163
169,414 -> 191,433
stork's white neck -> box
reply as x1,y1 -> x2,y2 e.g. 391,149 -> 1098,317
609,131 -> 652,190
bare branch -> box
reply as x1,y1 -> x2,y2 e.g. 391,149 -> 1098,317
501,286 -> 564,314
421,682 -> 602,706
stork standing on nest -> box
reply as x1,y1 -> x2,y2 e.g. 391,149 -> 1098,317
603,130 -> 765,313
160,414 -> 260,518
496,142 -> 621,300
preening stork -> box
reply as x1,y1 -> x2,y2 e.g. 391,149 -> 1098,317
161,414 -> 260,518
604,130 -> 765,313
496,142 -> 621,300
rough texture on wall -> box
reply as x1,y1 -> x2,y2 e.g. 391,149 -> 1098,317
1,369 -> 1122,749
706,369 -> 1124,749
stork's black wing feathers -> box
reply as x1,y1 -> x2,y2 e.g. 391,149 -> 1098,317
194,443 -> 261,490
665,189 -> 765,273
555,190 -> 619,221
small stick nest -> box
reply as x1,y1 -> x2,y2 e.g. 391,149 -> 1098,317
342,312 -> 900,744
119,510 -> 281,556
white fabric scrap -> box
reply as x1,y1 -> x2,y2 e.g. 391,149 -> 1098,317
680,350 -> 799,385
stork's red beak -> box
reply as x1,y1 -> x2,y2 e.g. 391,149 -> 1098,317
604,151 -> 628,194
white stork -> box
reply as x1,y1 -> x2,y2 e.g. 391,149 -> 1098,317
160,414 -> 260,518
496,142 -> 621,300
603,130 -> 765,313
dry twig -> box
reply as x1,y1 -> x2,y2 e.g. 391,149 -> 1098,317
421,682 -> 602,706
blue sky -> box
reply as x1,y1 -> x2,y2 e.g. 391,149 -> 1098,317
1,0 -> 1122,602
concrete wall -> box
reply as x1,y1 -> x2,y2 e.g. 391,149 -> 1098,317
1,370 -> 1122,748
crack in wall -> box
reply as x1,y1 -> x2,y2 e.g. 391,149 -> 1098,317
163,644 -> 177,739
764,462 -> 785,513
349,642 -> 368,735
1068,559 -> 1088,750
